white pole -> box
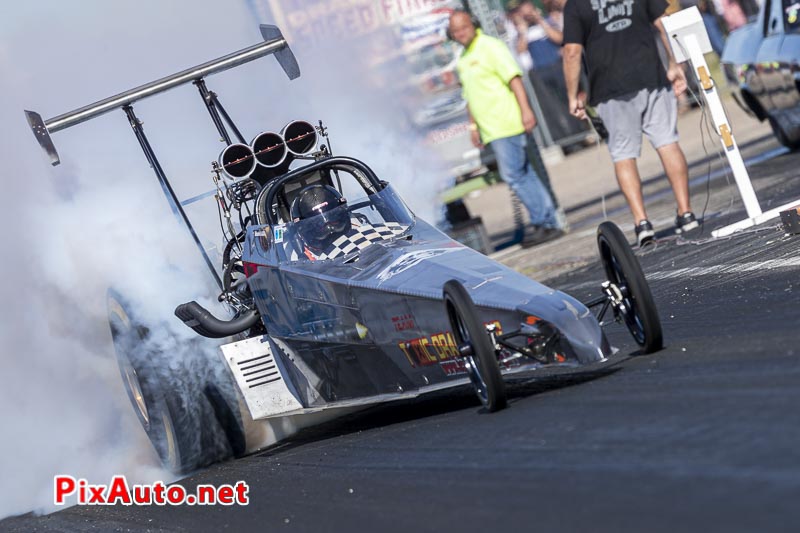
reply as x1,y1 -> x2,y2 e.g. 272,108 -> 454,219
664,6 -> 800,238
683,33 -> 762,219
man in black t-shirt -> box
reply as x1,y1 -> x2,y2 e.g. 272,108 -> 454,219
562,0 -> 699,246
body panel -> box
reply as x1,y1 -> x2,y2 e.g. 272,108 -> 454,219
242,216 -> 610,409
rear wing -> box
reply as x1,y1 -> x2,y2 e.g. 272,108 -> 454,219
23,24 -> 301,292
25,24 -> 299,166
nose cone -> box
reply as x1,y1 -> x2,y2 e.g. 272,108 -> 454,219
516,292 -> 611,365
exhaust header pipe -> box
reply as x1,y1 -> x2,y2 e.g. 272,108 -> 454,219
242,120 -> 318,182
281,120 -> 317,156
219,143 -> 256,179
175,301 -> 259,339
251,131 -> 287,168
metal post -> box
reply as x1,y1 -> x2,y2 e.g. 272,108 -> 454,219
123,105 -> 223,291
522,75 -> 555,148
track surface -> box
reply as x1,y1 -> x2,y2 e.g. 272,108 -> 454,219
4,146 -> 800,533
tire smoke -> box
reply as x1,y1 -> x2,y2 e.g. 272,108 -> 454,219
0,0 -> 448,520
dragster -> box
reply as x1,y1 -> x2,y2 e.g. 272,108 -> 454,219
26,25 -> 664,473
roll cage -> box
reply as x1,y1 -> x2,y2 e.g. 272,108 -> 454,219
255,157 -> 386,226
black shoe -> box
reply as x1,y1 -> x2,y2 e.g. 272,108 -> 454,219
634,219 -> 655,247
675,211 -> 699,234
521,226 -> 563,248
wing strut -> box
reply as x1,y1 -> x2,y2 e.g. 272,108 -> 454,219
194,79 -> 247,145
123,105 -> 224,291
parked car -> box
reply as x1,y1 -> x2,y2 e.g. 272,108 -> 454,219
722,0 -> 800,148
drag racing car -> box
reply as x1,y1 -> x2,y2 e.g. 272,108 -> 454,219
26,25 -> 663,473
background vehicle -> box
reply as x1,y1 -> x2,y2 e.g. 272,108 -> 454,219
722,0 -> 800,149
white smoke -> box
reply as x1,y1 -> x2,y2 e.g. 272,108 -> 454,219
0,0 -> 449,520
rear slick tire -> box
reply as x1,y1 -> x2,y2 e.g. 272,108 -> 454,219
107,290 -> 243,474
443,280 -> 507,412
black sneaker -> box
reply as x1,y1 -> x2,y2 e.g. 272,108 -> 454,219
635,219 -> 655,247
675,211 -> 699,234
521,226 -> 563,248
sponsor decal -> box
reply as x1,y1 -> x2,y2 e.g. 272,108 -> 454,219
425,121 -> 472,145
392,313 -> 416,332
399,321 -> 502,376
376,248 -> 461,283
273,224 -> 286,243
267,0 -> 453,45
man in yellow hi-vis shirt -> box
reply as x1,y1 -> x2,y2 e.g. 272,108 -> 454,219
449,10 -> 560,246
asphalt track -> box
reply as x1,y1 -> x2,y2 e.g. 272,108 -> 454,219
4,144 -> 800,532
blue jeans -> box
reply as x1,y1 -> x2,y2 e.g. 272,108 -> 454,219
490,133 -> 557,228
702,13 -> 725,57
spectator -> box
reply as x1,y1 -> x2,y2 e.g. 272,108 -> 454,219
507,0 -> 589,145
719,0 -> 748,31
563,0 -> 699,246
449,10 -> 561,246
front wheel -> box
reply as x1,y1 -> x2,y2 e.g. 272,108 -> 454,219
443,280 -> 507,412
596,222 -> 663,354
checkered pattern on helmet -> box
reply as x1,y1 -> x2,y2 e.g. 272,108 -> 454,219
288,222 -> 407,261
319,222 -> 407,260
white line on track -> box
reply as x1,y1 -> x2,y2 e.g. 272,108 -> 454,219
647,258 -> 800,281
559,257 -> 800,291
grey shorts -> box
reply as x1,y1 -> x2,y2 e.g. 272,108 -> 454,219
596,86 -> 679,162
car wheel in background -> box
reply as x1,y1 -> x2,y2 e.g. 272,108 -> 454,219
768,113 -> 800,150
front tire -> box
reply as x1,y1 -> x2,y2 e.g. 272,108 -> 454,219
596,222 -> 663,354
443,280 -> 507,412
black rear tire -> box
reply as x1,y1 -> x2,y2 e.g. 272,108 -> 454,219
596,222 -> 663,354
443,280 -> 507,412
107,290 -> 244,473
768,114 -> 800,150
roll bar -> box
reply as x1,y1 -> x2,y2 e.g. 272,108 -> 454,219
255,157 -> 385,225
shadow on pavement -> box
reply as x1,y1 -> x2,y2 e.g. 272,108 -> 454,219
254,366 -> 623,458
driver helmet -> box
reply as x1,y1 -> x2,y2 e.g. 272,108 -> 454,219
290,184 -> 351,252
